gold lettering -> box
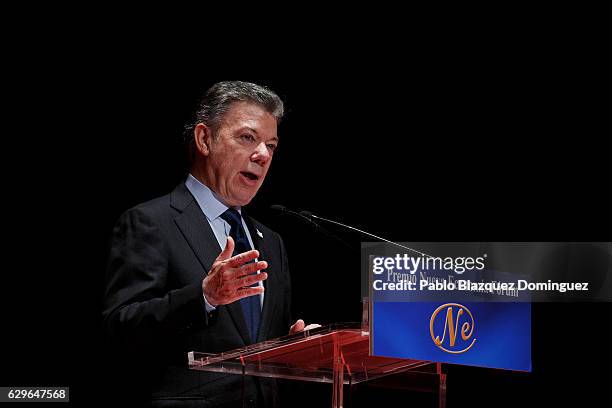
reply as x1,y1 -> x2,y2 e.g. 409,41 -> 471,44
430,303 -> 477,354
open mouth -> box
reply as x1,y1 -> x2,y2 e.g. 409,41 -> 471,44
240,171 -> 259,181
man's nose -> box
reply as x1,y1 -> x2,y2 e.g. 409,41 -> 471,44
251,142 -> 271,165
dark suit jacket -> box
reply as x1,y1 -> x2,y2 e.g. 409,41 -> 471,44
102,182 -> 292,407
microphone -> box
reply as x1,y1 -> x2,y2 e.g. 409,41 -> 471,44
270,204 -> 321,227
270,205 -> 354,250
274,205 -> 432,257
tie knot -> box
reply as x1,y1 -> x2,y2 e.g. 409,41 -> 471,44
220,208 -> 242,229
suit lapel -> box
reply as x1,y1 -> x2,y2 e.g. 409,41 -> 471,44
174,201 -> 220,273
171,183 -> 252,345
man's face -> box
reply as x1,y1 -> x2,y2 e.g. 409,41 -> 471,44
200,101 -> 278,207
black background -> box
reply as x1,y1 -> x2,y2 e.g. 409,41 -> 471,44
2,28 -> 610,407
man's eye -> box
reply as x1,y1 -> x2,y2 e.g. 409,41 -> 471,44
267,144 -> 277,152
241,134 -> 256,142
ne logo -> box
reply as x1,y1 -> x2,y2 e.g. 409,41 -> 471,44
430,303 -> 476,354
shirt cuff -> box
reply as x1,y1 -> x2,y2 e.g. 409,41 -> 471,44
203,293 -> 217,313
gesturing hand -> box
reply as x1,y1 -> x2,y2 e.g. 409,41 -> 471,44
202,237 -> 268,307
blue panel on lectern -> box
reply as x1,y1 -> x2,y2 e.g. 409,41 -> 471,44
372,302 -> 531,371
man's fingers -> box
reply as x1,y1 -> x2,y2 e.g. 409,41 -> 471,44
225,272 -> 267,291
224,260 -> 268,280
230,286 -> 265,302
290,319 -> 305,334
216,236 -> 235,262
226,249 -> 259,267
289,320 -> 319,334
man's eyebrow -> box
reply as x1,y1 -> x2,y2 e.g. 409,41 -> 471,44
237,126 -> 258,134
238,127 -> 279,142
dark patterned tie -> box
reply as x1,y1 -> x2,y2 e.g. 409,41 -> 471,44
220,208 -> 261,342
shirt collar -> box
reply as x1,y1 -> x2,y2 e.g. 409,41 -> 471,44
185,174 -> 242,222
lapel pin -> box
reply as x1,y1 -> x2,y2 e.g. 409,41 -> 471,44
256,229 -> 264,238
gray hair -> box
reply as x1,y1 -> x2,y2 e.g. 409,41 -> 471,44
184,81 -> 284,162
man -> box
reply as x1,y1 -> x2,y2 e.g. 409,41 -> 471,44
103,81 -> 308,407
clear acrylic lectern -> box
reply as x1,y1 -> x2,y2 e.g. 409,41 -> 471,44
188,323 -> 445,408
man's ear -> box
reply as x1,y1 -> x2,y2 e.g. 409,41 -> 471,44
194,123 -> 213,156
